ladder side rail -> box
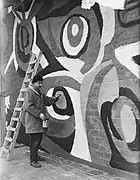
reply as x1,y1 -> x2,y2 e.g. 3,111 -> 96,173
0,51 -> 42,160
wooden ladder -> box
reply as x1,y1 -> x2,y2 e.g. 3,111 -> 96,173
0,51 -> 42,160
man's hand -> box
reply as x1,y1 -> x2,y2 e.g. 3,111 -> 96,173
52,94 -> 61,102
40,113 -> 46,121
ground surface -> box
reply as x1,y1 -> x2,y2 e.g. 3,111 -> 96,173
0,146 -> 139,180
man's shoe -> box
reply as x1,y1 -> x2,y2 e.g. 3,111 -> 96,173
37,156 -> 45,161
30,161 -> 41,168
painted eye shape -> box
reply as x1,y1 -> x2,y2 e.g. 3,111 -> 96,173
15,21 -> 34,72
46,86 -> 74,120
60,14 -> 90,58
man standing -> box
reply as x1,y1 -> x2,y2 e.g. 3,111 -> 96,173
24,75 -> 59,168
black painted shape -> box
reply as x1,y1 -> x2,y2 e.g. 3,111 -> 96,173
44,129 -> 75,153
125,2 -> 140,12
16,23 -> 33,63
36,23 -> 67,77
38,0 -> 81,21
36,0 -> 53,21
119,87 -> 140,151
17,67 -> 26,78
3,12 -> 15,31
92,2 -> 103,37
125,0 -> 139,5
101,101 -> 122,140
101,101 -> 140,174
132,55 -> 140,66
60,14 -> 90,59
108,112 -> 123,140
3,0 -> 19,8
16,0 -> 33,12
47,19 -> 62,57
117,9 -> 140,27
52,86 -> 74,116
21,26 -> 29,50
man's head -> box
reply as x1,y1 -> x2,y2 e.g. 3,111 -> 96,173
32,75 -> 43,90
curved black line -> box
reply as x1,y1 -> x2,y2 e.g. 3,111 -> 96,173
101,101 -> 140,173
21,27 -> 29,49
119,87 -> 140,151
52,86 -> 74,116
101,101 -> 122,140
92,2 -> 103,37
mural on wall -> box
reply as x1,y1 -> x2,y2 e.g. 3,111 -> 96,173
3,0 -> 140,174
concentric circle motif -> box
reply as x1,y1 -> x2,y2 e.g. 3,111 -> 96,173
52,86 -> 74,117
111,96 -> 139,144
111,96 -> 140,163
60,14 -> 90,58
15,20 -> 34,72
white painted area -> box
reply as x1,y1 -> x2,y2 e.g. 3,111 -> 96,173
4,18 -> 19,74
5,96 -> 10,114
85,6 -> 115,75
40,54 -> 49,68
120,105 -> 136,143
62,16 -> 88,56
31,17 -> 39,55
72,24 -> 79,36
96,0 -> 125,9
47,88 -> 70,120
115,42 -> 140,79
8,7 -> 12,13
67,88 -> 91,161
98,67 -> 119,114
43,57 -> 84,84
47,106 -> 70,120
108,120 -> 140,163
81,0 -> 125,9
4,52 -> 14,74
81,0 -> 95,9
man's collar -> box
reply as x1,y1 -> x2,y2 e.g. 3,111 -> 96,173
29,85 -> 41,97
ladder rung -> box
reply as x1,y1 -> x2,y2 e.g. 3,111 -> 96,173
8,126 -> 16,132
20,88 -> 27,92
14,107 -> 22,111
26,68 -> 34,74
5,137 -> 13,142
11,117 -> 19,121
24,78 -> 31,83
29,59 -> 36,65
17,97 -> 24,101
2,147 -> 9,153
30,53 -> 36,61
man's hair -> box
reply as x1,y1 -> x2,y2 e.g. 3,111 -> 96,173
32,75 -> 43,83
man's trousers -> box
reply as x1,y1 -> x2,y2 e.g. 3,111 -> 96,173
28,133 -> 42,163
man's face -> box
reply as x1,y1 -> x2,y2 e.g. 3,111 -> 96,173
33,80 -> 43,90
